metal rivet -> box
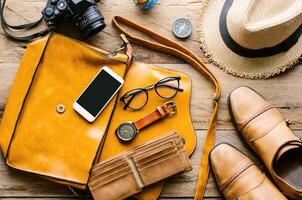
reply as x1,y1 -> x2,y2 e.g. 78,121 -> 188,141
57,104 -> 65,114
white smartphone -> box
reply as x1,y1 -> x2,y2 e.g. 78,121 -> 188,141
73,66 -> 124,122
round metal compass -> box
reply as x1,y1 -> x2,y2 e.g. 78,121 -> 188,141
172,18 -> 193,39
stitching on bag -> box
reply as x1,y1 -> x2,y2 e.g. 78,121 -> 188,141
91,162 -> 128,177
132,139 -> 177,158
138,153 -> 180,170
134,142 -> 177,161
90,172 -> 132,189
89,170 -> 133,190
135,149 -> 178,167
90,158 -> 129,177
89,165 -> 132,186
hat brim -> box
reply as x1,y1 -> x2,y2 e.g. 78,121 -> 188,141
198,0 -> 302,79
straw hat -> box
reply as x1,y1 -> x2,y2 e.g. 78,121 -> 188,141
199,0 -> 302,79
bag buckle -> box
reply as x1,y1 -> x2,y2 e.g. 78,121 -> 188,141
105,34 -> 133,68
164,101 -> 177,116
105,46 -> 125,58
105,34 -> 129,57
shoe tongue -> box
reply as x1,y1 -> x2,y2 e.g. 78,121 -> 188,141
275,144 -> 301,162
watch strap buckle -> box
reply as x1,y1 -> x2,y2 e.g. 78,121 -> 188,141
164,101 -> 177,116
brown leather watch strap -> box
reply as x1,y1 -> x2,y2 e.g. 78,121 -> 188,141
133,102 -> 176,131
112,16 -> 221,200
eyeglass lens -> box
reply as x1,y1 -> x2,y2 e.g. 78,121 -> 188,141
122,89 -> 148,110
121,77 -> 182,110
155,77 -> 180,99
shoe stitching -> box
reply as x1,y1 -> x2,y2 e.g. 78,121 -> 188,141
220,161 -> 254,192
238,103 -> 274,132
249,119 -> 284,143
233,173 -> 266,200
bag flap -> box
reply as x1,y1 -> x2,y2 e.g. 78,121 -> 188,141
0,33 -> 128,187
0,36 -> 50,157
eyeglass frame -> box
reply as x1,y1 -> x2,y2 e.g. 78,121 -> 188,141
120,76 -> 184,110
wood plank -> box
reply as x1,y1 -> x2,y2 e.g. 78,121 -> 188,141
161,130 -> 302,198
0,197 -> 222,200
0,197 -> 84,200
0,0 -> 207,65
0,198 -> 222,199
163,63 -> 302,130
159,199 -> 222,200
0,64 -> 18,110
1,0 -> 302,198
0,130 -> 300,198
1,63 -> 302,130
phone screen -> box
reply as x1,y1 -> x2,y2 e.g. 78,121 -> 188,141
76,69 -> 122,117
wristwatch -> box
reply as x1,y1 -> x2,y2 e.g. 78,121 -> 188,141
116,101 -> 177,143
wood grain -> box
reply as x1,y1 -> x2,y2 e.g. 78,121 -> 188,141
0,130 -> 300,198
159,199 -> 222,200
0,64 -> 18,110
0,198 -> 222,200
1,0 -> 302,199
0,199 -> 89,200
1,63 -> 302,130
0,0 -> 207,65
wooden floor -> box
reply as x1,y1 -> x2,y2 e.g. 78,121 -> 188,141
1,0 -> 302,199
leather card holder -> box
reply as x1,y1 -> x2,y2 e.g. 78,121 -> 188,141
88,131 -> 192,200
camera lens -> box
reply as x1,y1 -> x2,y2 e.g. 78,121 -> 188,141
74,6 -> 106,38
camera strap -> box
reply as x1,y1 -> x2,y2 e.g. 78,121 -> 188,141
0,0 -> 53,42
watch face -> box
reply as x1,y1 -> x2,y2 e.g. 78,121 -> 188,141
116,123 -> 137,142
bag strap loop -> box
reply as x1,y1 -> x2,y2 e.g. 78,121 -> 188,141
112,16 -> 221,200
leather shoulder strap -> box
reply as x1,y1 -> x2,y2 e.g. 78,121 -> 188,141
112,16 -> 221,200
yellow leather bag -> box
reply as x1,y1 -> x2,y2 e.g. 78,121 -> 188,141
0,33 -> 129,189
0,16 -> 220,200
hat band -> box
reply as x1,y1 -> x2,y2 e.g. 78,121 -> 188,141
219,0 -> 302,58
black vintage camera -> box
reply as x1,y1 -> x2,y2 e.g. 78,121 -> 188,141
42,0 -> 106,37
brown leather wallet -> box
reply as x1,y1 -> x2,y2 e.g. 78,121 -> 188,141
88,131 -> 192,200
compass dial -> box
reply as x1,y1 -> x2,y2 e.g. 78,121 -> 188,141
173,18 -> 193,39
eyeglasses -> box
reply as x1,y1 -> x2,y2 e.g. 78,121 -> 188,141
120,76 -> 184,110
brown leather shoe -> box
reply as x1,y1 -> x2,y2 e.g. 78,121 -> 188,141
210,143 -> 287,200
228,86 -> 302,199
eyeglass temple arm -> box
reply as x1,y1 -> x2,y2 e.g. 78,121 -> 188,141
156,83 -> 184,92
122,93 -> 136,110
145,77 -> 180,90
